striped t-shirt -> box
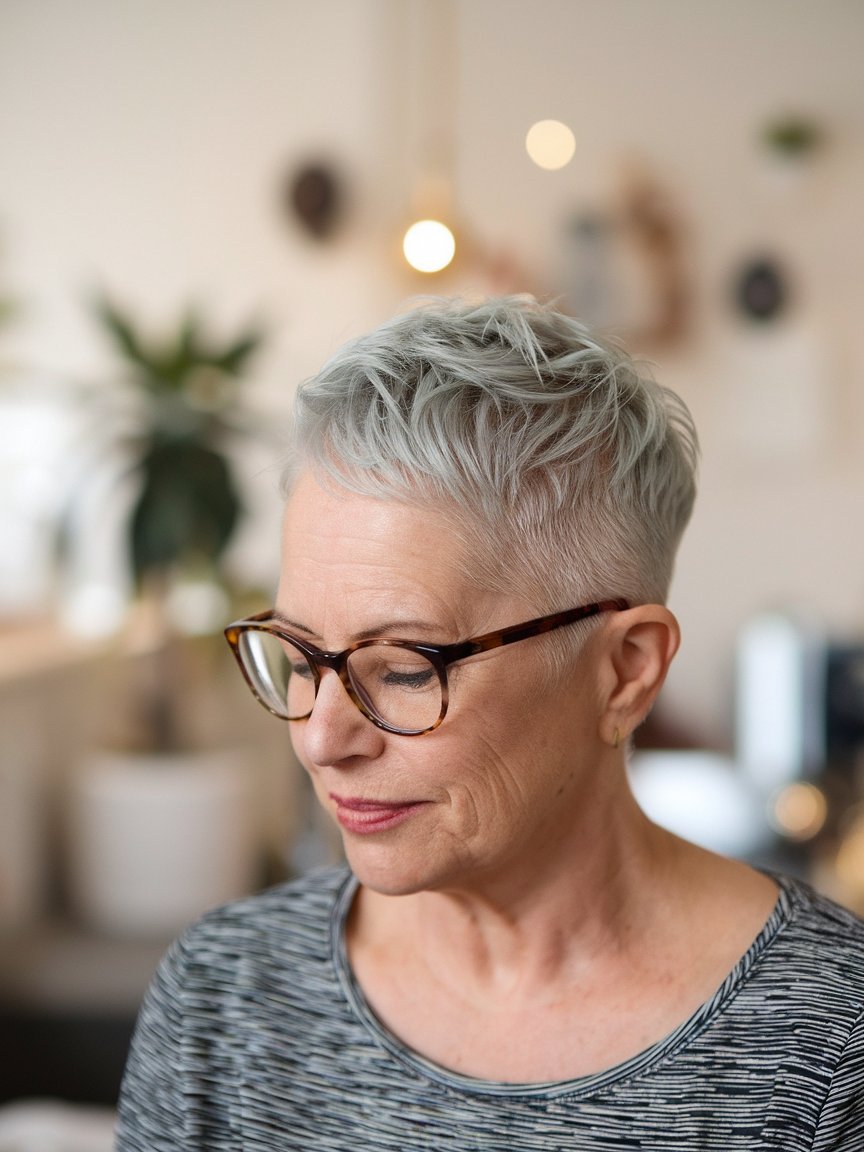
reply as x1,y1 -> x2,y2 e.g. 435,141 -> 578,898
116,865 -> 864,1150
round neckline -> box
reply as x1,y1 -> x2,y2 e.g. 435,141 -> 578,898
329,869 -> 796,1100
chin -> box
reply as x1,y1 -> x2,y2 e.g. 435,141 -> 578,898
342,834 -> 464,898
344,843 -> 428,896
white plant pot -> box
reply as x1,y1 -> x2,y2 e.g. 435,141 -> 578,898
68,749 -> 259,938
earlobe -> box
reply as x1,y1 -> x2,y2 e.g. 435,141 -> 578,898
599,606 -> 680,747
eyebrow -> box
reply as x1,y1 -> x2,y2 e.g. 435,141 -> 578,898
270,609 -> 450,644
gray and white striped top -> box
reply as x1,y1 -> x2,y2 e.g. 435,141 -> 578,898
116,866 -> 864,1150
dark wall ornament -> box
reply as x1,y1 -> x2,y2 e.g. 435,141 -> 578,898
734,256 -> 789,323
761,116 -> 823,160
284,162 -> 344,240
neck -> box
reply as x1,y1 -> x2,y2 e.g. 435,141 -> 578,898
353,769 -> 681,1000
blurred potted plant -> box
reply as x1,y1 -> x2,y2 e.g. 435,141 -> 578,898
94,296 -> 265,747
69,298 -> 268,936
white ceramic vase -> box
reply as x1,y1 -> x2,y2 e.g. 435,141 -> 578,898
68,749 -> 259,938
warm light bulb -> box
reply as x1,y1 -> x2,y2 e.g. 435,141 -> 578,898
402,219 -> 456,273
525,119 -> 576,170
769,781 -> 828,842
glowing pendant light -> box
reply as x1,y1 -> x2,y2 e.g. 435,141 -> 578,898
400,0 -> 458,274
402,219 -> 456,273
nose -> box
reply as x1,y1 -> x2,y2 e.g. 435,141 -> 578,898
299,668 -> 386,768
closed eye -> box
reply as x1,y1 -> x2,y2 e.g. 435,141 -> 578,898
381,666 -> 437,690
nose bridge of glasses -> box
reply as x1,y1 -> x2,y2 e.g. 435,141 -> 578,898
301,646 -> 366,711
307,646 -> 349,674
294,648 -> 359,718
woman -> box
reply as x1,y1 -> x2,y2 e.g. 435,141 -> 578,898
117,297 -> 864,1149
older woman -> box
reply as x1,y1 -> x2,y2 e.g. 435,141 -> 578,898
117,297 -> 864,1150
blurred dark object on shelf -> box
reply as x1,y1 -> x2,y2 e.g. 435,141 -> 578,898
761,114 -> 825,160
825,642 -> 864,772
733,256 -> 790,323
285,161 -> 344,240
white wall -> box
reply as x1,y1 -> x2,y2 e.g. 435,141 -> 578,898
1,0 -> 863,745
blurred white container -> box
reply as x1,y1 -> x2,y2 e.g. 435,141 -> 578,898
629,750 -> 771,859
736,612 -> 824,794
68,749 -> 259,937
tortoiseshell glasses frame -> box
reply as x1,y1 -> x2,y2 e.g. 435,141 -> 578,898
224,598 -> 630,737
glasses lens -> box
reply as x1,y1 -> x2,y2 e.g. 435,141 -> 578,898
238,631 -> 316,720
347,644 -> 443,734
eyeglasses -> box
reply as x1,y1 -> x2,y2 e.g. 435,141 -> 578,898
224,598 -> 629,737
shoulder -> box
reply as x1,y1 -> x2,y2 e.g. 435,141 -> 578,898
778,875 -> 864,960
118,868 -> 358,1146
764,875 -> 864,1017
155,865 -> 354,992
194,862 -> 353,933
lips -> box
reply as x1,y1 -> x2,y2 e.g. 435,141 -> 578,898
330,794 -> 426,835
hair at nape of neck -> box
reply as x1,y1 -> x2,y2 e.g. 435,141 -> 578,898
284,295 -> 699,611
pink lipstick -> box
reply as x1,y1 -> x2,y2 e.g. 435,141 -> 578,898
330,795 -> 426,835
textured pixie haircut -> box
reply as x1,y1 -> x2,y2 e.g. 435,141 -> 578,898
284,296 -> 699,609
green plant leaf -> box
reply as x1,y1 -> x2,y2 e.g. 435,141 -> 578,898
94,296 -> 152,373
130,440 -> 242,583
91,295 -> 266,588
211,329 -> 266,375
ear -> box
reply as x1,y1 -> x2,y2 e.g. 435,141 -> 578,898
596,605 -> 681,747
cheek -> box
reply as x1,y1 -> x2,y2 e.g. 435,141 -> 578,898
451,666 -> 554,766
442,667 -> 593,809
433,716 -> 546,829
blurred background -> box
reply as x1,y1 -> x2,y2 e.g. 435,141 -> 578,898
1,0 -> 863,1138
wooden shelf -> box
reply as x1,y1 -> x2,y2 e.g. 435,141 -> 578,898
0,921 -> 168,1015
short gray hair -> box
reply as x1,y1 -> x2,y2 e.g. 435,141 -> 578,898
284,296 -> 698,610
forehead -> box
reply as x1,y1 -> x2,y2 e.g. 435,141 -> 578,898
278,471 -> 491,639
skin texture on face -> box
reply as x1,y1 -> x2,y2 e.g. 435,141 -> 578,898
273,473 -> 783,1087
277,470 -> 622,901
